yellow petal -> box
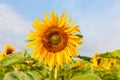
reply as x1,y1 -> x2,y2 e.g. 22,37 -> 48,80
67,43 -> 78,56
50,11 -> 55,26
26,39 -> 41,48
33,19 -> 46,31
56,52 -> 63,67
50,53 -> 55,68
39,49 -> 47,63
44,12 -> 49,22
58,18 -> 66,28
66,47 -> 72,57
0,54 -> 4,60
68,35 -> 80,39
43,12 -> 51,27
65,26 -> 80,34
31,45 -> 43,59
68,39 -> 80,47
48,53 -> 55,69
44,52 -> 50,65
27,32 -> 43,38
58,12 -> 67,28
62,50 -> 71,64
55,13 -> 59,26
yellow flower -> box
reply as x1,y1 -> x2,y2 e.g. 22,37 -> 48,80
105,58 -> 117,70
0,44 -> 14,60
27,11 -> 82,69
92,52 -> 103,68
0,54 -> 4,60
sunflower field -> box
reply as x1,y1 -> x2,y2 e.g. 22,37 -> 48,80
0,12 -> 120,80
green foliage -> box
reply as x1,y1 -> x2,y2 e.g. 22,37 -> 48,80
98,50 -> 120,59
70,73 -> 102,80
78,55 -> 92,62
0,50 -> 48,80
0,49 -> 120,80
0,50 -> 27,68
102,73 -> 119,80
4,71 -> 43,80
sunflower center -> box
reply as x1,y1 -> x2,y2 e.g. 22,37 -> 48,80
7,48 -> 14,54
49,34 -> 61,45
43,27 -> 68,53
97,58 -> 101,66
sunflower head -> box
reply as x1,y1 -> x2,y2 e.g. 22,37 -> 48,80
3,44 -> 14,55
0,44 -> 14,60
106,58 -> 117,70
27,11 -> 83,70
92,52 -> 103,67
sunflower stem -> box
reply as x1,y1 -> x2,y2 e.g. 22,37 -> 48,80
49,69 -> 54,80
118,60 -> 120,78
54,66 -> 58,80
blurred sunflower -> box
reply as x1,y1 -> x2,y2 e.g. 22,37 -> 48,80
0,44 -> 14,60
105,58 -> 117,70
92,52 -> 103,68
27,11 -> 82,70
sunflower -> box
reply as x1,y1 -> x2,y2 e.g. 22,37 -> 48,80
0,44 -> 14,60
27,12 -> 82,70
105,58 -> 117,70
92,52 -> 103,68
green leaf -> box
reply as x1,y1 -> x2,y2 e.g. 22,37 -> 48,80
78,55 -> 92,62
98,49 -> 120,59
75,34 -> 83,38
4,71 -> 31,80
4,71 -> 43,80
102,73 -> 119,80
70,73 -> 102,80
0,50 -> 27,68
0,71 -> 4,80
26,71 -> 43,80
25,39 -> 35,43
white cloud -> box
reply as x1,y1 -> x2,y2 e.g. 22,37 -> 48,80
0,4 -> 31,34
0,4 -> 31,52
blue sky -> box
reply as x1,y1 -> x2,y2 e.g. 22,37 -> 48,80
0,0 -> 120,56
